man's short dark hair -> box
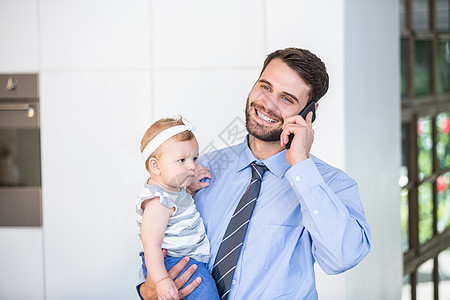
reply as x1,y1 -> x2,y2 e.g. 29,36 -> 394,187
260,48 -> 329,103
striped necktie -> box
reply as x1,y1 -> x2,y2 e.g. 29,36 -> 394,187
212,162 -> 267,299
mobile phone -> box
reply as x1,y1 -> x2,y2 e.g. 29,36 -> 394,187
285,101 -> 316,149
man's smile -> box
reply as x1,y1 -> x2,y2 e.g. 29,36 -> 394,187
256,109 -> 278,123
253,105 -> 282,125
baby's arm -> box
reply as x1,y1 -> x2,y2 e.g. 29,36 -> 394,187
141,197 -> 179,300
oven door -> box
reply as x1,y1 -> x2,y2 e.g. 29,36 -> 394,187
0,74 -> 41,226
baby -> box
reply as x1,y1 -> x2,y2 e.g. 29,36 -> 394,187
136,117 -> 219,300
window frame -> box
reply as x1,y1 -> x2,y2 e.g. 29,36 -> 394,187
401,0 -> 450,299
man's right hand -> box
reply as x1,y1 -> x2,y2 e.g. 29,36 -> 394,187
139,253 -> 201,300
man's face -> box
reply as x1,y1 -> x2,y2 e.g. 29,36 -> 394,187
245,58 -> 311,142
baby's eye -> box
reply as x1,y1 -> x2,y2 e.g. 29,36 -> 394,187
193,156 -> 198,161
178,158 -> 185,163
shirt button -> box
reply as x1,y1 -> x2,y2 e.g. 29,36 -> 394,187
290,181 -> 295,186
232,280 -> 236,285
313,210 -> 319,215
295,176 -> 301,181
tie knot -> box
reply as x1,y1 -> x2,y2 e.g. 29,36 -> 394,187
251,162 -> 267,181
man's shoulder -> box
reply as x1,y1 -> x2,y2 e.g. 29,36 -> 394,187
198,143 -> 242,168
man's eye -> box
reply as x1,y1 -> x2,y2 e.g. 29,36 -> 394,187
283,96 -> 293,103
262,85 -> 270,91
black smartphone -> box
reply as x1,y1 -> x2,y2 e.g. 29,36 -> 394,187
285,101 -> 316,149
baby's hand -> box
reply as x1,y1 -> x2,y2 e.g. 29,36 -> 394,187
156,277 -> 179,300
187,166 -> 212,196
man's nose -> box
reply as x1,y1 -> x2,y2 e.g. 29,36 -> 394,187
258,90 -> 277,110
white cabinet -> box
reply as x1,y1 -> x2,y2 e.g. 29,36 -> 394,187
39,0 -> 150,70
151,0 -> 265,69
0,0 -> 39,72
0,3 -> 43,299
0,228 -> 44,300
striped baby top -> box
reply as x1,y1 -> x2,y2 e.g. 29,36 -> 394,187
136,182 -> 210,263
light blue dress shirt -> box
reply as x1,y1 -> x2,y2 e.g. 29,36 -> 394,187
194,137 -> 371,299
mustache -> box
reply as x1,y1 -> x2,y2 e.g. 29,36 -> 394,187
250,102 -> 283,122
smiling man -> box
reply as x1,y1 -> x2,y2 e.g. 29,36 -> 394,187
138,47 -> 371,300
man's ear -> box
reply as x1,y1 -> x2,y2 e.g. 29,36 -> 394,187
148,158 -> 161,175
315,102 -> 319,112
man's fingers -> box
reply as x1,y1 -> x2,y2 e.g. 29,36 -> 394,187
178,277 -> 201,299
305,111 -> 313,124
168,257 -> 190,280
174,264 -> 197,289
282,116 -> 298,130
280,125 -> 294,147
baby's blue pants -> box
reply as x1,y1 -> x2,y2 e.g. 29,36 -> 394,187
140,252 -> 219,300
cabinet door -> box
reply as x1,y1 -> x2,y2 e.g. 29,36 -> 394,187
0,228 -> 44,300
0,0 -> 39,72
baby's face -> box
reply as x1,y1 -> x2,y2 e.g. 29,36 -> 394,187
156,137 -> 199,190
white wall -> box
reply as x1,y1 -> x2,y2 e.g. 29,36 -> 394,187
0,0 -> 401,299
0,1 -> 44,299
39,1 -> 151,298
343,1 -> 402,299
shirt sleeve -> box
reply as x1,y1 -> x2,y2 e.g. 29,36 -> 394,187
285,158 -> 371,275
159,195 -> 176,210
136,188 -> 177,214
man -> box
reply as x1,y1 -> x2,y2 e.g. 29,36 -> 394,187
138,47 -> 371,299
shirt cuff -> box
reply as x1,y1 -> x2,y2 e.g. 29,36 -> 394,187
136,282 -> 144,300
285,158 -> 324,192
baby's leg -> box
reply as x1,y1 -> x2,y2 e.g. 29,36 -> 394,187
163,256 -> 219,300
139,253 -> 219,299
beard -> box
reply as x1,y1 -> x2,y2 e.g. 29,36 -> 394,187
245,97 -> 284,142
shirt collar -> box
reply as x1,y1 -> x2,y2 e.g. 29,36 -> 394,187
236,135 -> 291,178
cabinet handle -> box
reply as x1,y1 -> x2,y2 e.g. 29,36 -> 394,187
6,77 -> 17,91
0,104 -> 35,118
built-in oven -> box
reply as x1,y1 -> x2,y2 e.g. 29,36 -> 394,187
0,74 -> 41,226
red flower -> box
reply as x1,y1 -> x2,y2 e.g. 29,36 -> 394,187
441,117 -> 450,134
437,176 -> 448,193
417,120 -> 424,135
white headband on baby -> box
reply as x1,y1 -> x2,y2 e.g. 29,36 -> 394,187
141,122 -> 193,162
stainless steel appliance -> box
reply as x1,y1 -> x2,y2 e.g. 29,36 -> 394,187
0,74 -> 41,226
